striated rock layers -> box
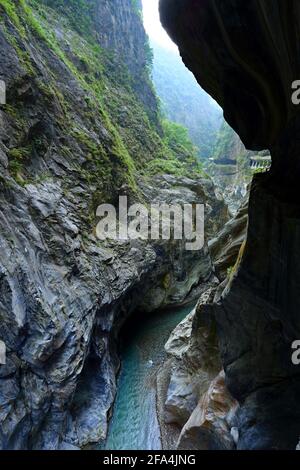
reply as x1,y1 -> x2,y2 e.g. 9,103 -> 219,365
158,279 -> 239,450
93,0 -> 159,125
209,198 -> 248,281
160,0 -> 300,449
0,0 -> 228,449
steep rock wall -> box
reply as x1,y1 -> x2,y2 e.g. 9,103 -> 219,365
160,0 -> 300,449
40,0 -> 158,125
93,0 -> 159,124
0,0 -> 227,450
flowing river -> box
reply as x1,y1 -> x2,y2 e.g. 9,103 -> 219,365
102,304 -> 193,450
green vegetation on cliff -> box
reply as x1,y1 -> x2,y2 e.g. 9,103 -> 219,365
0,0 -> 204,199
151,41 -> 222,159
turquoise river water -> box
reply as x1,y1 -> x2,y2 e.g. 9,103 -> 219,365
102,304 -> 193,450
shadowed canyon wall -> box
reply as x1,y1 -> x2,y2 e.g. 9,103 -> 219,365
160,0 -> 300,449
0,0 -> 227,449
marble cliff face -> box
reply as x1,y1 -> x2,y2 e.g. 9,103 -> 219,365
160,0 -> 300,449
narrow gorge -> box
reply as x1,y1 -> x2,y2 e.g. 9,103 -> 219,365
0,0 -> 299,454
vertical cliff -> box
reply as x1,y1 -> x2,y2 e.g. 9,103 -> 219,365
209,122 -> 271,214
160,0 -> 300,450
93,0 -> 159,123
0,0 -> 227,450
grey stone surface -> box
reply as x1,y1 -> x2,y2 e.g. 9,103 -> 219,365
160,0 -> 300,450
0,0 -> 229,450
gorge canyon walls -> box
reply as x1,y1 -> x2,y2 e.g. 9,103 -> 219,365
160,0 -> 300,449
0,0 -> 227,449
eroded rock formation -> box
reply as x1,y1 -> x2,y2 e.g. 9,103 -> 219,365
160,0 -> 300,449
0,0 -> 229,449
177,370 -> 238,450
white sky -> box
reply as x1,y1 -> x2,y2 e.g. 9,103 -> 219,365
142,0 -> 177,51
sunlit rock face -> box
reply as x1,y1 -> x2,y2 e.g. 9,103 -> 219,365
160,0 -> 300,449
